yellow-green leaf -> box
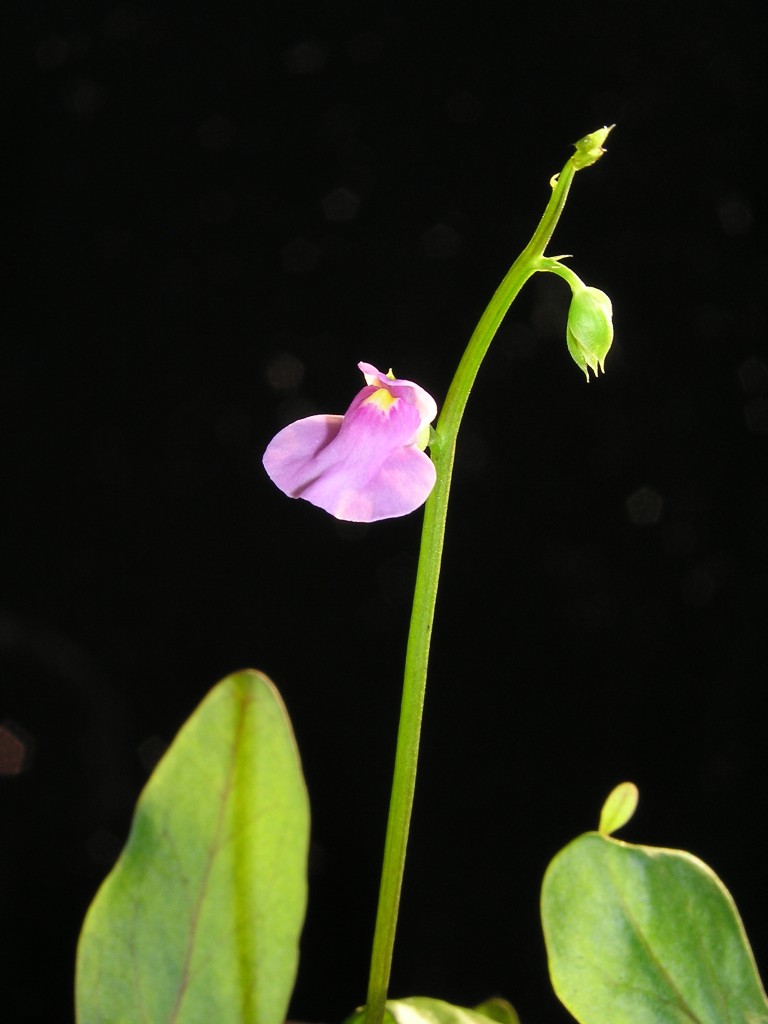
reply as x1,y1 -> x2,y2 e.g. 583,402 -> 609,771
598,781 -> 639,835
346,996 -> 520,1024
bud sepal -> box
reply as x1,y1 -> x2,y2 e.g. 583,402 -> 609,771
566,284 -> 614,381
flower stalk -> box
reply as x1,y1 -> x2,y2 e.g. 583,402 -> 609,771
363,126 -> 613,1024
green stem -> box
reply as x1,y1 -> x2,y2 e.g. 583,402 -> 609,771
362,145 -> 590,1024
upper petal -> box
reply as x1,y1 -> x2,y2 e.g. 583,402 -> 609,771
357,362 -> 438,437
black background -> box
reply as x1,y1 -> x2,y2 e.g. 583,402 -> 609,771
5,0 -> 767,1020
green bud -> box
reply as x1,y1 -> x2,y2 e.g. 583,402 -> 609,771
571,125 -> 614,170
566,284 -> 614,381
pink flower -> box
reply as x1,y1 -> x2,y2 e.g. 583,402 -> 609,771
263,362 -> 438,522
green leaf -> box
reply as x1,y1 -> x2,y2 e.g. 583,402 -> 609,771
473,996 -> 522,1024
598,781 -> 638,836
542,831 -> 768,1024
345,996 -> 520,1024
76,670 -> 310,1024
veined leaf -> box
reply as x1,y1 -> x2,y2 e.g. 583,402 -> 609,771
542,829 -> 768,1024
76,670 -> 310,1024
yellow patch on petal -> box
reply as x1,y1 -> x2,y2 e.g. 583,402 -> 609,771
365,387 -> 398,411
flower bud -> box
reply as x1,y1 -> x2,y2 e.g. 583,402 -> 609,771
571,125 -> 614,170
566,285 -> 614,381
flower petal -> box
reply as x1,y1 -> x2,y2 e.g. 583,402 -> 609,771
262,414 -> 343,497
335,445 -> 436,521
